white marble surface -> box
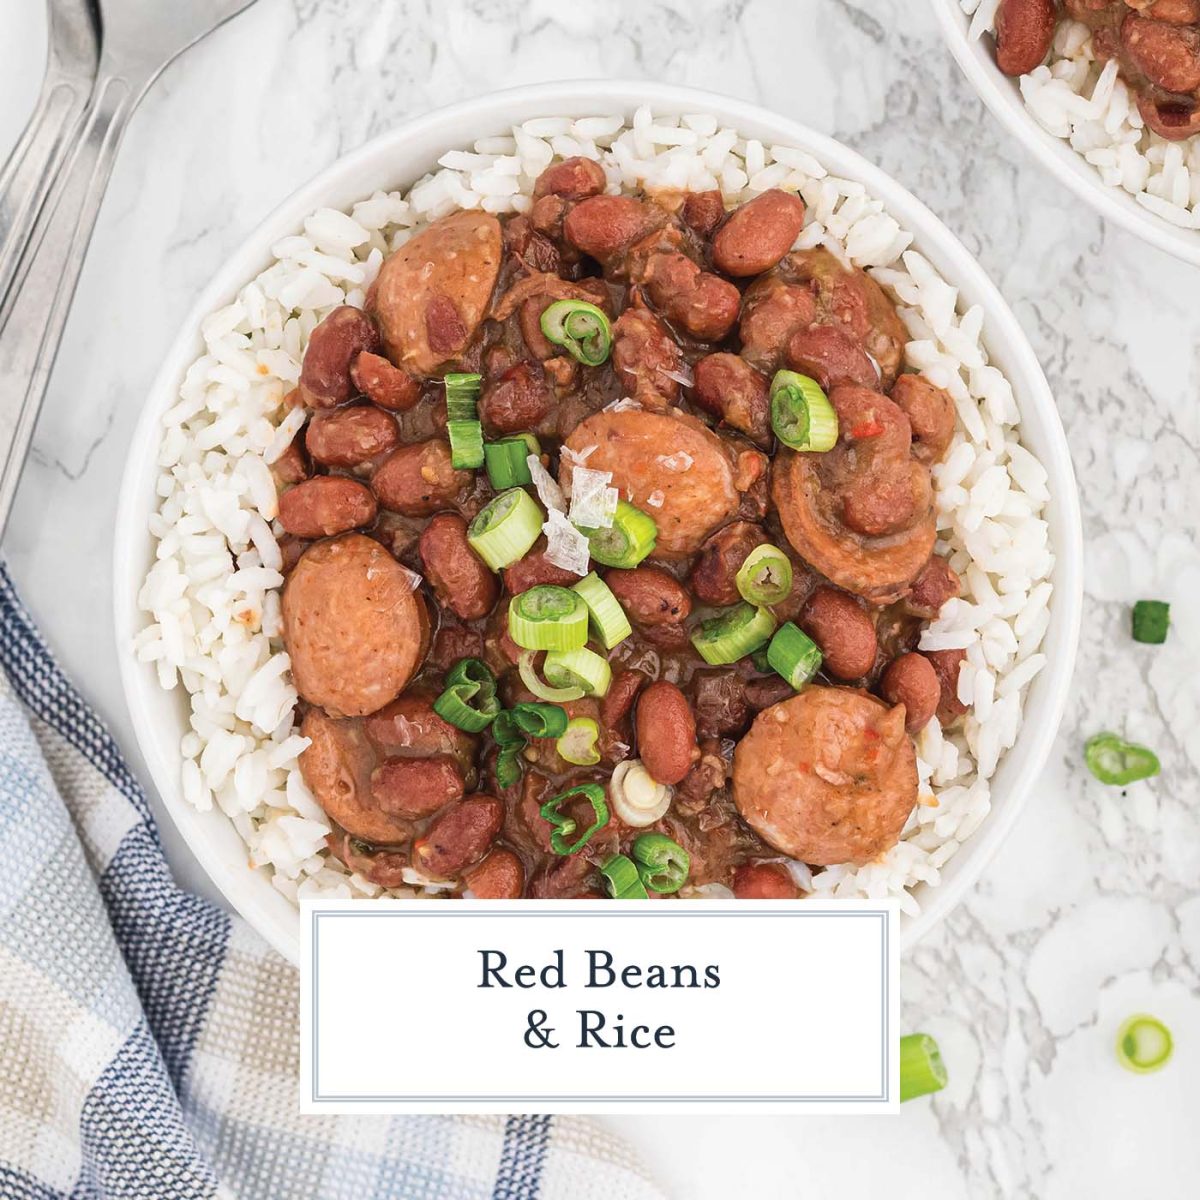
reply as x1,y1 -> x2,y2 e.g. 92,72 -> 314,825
2,0 -> 1198,1196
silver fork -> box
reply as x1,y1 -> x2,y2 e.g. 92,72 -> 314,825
0,0 -> 259,538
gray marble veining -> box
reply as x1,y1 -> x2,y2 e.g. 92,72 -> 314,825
0,0 -> 1196,1195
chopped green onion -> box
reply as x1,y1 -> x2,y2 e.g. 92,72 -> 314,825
631,833 -> 690,894
484,434 -> 540,489
432,658 -> 501,732
508,585 -> 588,651
491,709 -> 524,746
508,702 -> 569,739
447,419 -> 484,469
1116,1014 -> 1173,1074
610,760 -> 672,827
767,622 -> 824,690
577,500 -> 657,568
468,487 -> 543,570
557,717 -> 601,766
770,370 -> 839,452
1132,600 -> 1170,645
495,742 -> 524,788
540,783 -> 610,855
518,649 -> 585,703
691,602 -> 777,665
750,646 -> 772,674
544,646 -> 612,697
572,572 -> 631,649
900,1034 -> 948,1102
540,299 -> 612,367
600,853 -> 649,899
736,543 -> 793,606
1084,732 -> 1161,786
444,372 -> 482,421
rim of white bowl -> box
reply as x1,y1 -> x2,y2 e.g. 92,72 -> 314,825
114,79 -> 1083,965
928,0 -> 1200,266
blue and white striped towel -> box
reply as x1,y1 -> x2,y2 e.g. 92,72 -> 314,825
0,564 -> 665,1200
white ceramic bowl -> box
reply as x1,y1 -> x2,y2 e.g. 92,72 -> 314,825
114,80 -> 1083,964
929,0 -> 1200,266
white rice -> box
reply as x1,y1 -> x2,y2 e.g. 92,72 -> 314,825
135,108 -> 1056,916
961,0 -> 1200,230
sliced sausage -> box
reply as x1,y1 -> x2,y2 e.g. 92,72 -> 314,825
733,687 -> 918,866
282,534 -> 429,717
299,709 -> 409,844
643,252 -> 741,342
412,794 -> 505,878
712,189 -> 806,277
369,210 -> 502,376
560,409 -> 742,557
372,439 -> 471,516
278,476 -> 377,539
798,587 -> 878,681
880,653 -> 941,733
611,306 -> 685,410
636,681 -> 698,786
691,353 -> 772,445
305,405 -> 398,468
371,756 -> 464,818
889,374 -> 955,465
351,351 -> 421,412
690,521 -> 768,606
300,306 -> 381,409
605,567 -> 691,626
419,513 -> 498,621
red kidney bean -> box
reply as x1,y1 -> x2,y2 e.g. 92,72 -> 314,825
995,0 -> 1058,75
604,567 -> 691,626
479,361 -> 554,434
1137,93 -> 1200,140
370,756 -> 464,819
691,353 -> 772,445
300,306 -> 381,409
502,539 -> 580,594
351,351 -> 421,412
611,306 -> 685,410
690,522 -> 768,607
411,794 -> 505,878
682,189 -> 727,238
642,252 -> 741,342
880,653 -> 941,733
305,405 -> 398,468
563,195 -> 661,265
738,280 -> 819,374
925,649 -> 969,725
1122,13 -> 1200,92
732,862 -> 799,899
712,189 -> 806,277
786,324 -> 878,391
371,439 -> 470,515
799,587 -> 878,680
270,437 -> 309,487
904,556 -> 961,619
600,668 -> 649,729
533,156 -> 607,200
635,681 -> 698,786
277,476 -> 377,538
889,374 -> 956,464
464,848 -> 526,898
418,513 -> 498,621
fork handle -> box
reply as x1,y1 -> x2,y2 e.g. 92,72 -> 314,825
0,1 -> 99,317
0,75 -> 137,538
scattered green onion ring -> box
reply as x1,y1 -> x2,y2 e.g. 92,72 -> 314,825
508,702 -> 569,739
631,833 -> 690,894
444,372 -> 482,420
766,622 -> 824,691
432,658 -> 501,732
495,742 -> 524,789
557,717 -> 601,766
736,543 -> 794,606
484,433 -> 540,489
1084,732 -> 1161,786
1116,1014 -> 1173,1074
508,586 -> 589,652
544,646 -> 612,697
1132,600 -> 1170,645
468,488 -> 543,570
447,419 -> 484,469
540,783 -> 610,855
899,1034 -> 948,1102
600,853 -> 649,900
577,500 -> 657,568
517,650 -> 585,703
770,370 -> 839,452
572,571 -> 632,649
540,299 -> 612,366
690,602 -> 777,665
